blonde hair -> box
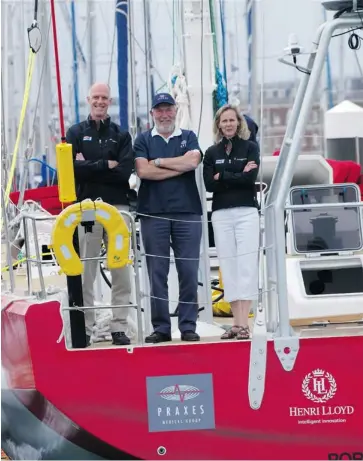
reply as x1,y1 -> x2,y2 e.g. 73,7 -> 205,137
213,104 -> 251,143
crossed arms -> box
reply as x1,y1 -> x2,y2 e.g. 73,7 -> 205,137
134,134 -> 201,181
67,128 -> 134,184
135,151 -> 201,180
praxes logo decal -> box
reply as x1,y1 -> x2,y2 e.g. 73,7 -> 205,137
146,373 -> 215,432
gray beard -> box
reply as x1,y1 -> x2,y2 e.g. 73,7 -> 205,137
155,123 -> 175,135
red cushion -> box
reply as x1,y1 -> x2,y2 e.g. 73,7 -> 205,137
9,186 -> 71,215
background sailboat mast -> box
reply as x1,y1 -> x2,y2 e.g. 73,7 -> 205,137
116,0 -> 129,129
128,0 -> 137,139
70,0 -> 80,123
39,1 -> 53,166
246,0 -> 257,121
87,0 -> 95,87
143,0 -> 152,126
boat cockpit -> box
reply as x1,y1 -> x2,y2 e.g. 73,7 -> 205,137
2,171 -> 363,353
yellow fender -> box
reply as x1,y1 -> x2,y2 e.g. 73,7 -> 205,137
51,200 -> 131,276
212,270 -> 254,318
212,270 -> 232,316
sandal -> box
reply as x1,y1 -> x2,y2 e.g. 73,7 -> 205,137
221,326 -> 240,340
236,326 -> 250,340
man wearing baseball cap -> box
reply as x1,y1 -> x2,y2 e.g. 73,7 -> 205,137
133,93 -> 202,343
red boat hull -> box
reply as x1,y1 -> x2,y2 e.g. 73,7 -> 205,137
2,296 -> 363,460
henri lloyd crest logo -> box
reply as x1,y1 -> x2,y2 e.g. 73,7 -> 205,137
180,140 -> 187,149
289,368 -> 354,425
302,369 -> 337,403
146,374 -> 215,433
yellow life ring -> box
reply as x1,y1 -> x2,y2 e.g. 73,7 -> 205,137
51,200 -> 131,276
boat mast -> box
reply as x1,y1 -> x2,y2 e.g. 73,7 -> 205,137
39,1 -> 53,166
181,0 -> 215,324
246,0 -> 257,121
87,0 -> 95,87
70,0 -> 80,123
19,0 -> 30,155
143,0 -> 152,126
128,0 -> 137,140
116,0 -> 129,129
5,3 -> 16,183
1,76 -> 8,187
1,5 -> 8,185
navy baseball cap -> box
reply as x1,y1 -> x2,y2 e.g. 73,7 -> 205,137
151,93 -> 176,109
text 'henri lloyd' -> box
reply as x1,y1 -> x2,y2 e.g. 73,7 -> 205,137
289,369 -> 355,425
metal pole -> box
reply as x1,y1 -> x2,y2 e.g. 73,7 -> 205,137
128,0 -> 137,140
286,201 -> 363,210
7,4 -> 16,163
270,15 -> 362,338
39,1 -> 53,165
265,22 -> 325,332
1,73 -> 8,187
197,167 -> 213,324
355,136 -> 360,166
339,37 -> 345,102
87,0 -> 95,86
143,0 -> 152,125
22,217 -> 32,295
246,0 -> 257,120
31,219 -> 46,298
1,190 -> 15,292
267,22 -> 326,206
70,0 -> 80,123
45,146 -> 50,186
129,214 -> 144,345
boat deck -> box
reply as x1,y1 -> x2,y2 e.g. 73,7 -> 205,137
2,250 -> 363,352
83,317 -> 363,352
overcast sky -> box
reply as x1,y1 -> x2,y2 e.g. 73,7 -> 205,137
1,0 -> 362,117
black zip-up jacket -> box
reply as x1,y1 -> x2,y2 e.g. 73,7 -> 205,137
66,116 -> 133,205
203,136 -> 260,212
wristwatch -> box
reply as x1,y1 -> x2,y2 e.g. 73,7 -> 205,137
154,158 -> 161,167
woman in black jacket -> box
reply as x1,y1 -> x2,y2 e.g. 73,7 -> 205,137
203,104 -> 260,340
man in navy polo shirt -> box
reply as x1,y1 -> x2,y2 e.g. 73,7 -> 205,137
134,93 -> 202,343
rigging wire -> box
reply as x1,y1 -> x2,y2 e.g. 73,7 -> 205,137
1,72 -> 8,186
30,15 -> 52,142
33,0 -> 39,23
3,0 -> 41,207
197,0 -> 204,137
70,0 -> 80,123
107,16 -> 117,85
4,51 -> 36,207
50,0 -> 66,140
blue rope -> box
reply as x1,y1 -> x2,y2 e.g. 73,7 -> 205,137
219,0 -> 228,86
28,158 -> 57,173
171,75 -> 177,87
215,67 -> 228,109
